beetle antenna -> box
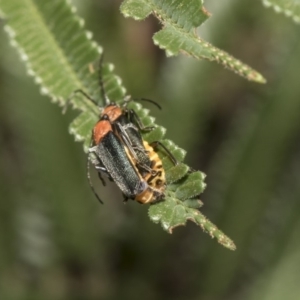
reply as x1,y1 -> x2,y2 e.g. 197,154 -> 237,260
133,98 -> 162,110
87,156 -> 104,204
98,53 -> 110,107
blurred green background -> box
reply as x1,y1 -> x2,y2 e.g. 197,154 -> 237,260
1,0 -> 300,299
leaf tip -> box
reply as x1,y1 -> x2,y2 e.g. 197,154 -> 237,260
216,233 -> 236,251
120,0 -> 152,20
250,72 -> 267,84
202,6 -> 212,17
149,214 -> 160,223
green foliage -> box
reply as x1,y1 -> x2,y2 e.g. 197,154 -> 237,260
149,197 -> 236,250
0,0 -> 235,250
1,0 -> 300,299
263,0 -> 300,23
121,0 -> 266,83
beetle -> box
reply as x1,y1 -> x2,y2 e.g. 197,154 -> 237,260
88,114 -> 165,204
101,100 -> 180,198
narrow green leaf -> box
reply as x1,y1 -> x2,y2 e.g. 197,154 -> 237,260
262,0 -> 300,23
121,0 -> 266,83
194,213 -> 236,251
154,27 -> 266,83
149,197 -> 236,251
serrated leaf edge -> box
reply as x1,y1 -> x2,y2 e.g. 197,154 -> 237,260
119,0 -> 266,83
262,0 -> 300,23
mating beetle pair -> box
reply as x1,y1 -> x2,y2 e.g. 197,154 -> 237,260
72,56 -> 177,204
89,100 -> 171,204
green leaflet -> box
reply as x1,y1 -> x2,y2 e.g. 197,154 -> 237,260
262,0 -> 300,23
121,0 -> 266,83
0,0 -> 235,250
121,0 -> 152,19
175,171 -> 206,200
149,197 -> 236,251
